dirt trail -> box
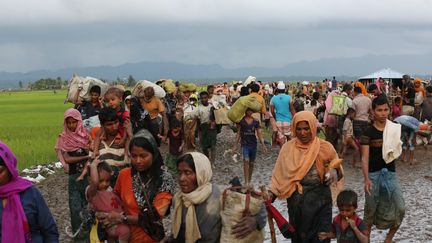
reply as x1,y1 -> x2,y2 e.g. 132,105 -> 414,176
37,127 -> 432,242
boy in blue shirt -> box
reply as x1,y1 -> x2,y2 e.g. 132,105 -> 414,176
234,108 -> 266,185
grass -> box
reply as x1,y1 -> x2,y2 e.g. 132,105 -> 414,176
0,90 -> 73,170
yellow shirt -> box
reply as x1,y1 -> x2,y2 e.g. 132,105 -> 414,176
141,97 -> 165,119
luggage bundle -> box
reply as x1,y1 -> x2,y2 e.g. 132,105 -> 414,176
220,187 -> 264,243
132,80 -> 166,98
179,83 -> 197,93
65,75 -> 109,103
155,79 -> 176,94
228,96 -> 262,123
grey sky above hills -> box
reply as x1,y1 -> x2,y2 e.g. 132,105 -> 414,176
1,0 -> 431,87
0,53 -> 430,88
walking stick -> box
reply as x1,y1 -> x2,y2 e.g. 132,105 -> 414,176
260,186 -> 277,243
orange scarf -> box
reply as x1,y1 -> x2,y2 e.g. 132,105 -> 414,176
414,79 -> 426,98
270,111 -> 339,199
355,82 -> 367,96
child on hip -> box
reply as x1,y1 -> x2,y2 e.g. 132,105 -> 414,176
86,159 -> 130,243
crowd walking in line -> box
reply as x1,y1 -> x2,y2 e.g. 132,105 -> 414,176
2,74 -> 432,242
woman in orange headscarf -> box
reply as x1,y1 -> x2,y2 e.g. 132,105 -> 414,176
269,111 -> 343,242
413,78 -> 426,119
355,81 -> 368,96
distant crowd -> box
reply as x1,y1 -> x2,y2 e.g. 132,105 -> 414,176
1,74 -> 431,243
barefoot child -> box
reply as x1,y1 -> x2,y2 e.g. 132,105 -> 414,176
234,108 -> 267,185
86,159 -> 130,243
164,118 -> 184,173
318,190 -> 368,243
340,108 -> 360,166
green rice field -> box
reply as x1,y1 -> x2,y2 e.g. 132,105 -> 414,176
0,90 -> 73,170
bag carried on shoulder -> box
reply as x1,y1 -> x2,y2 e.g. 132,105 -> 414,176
329,95 -> 348,116
214,107 -> 232,125
220,187 -> 264,243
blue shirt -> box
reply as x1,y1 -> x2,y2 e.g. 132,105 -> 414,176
394,115 -> 420,131
239,117 -> 260,147
271,94 -> 292,122
0,186 -> 59,243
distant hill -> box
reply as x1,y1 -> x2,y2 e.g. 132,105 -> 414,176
1,53 -> 431,88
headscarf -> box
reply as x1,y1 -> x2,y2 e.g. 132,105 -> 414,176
414,78 -> 426,98
54,108 -> 89,173
130,129 -> 171,206
270,111 -> 338,199
0,142 -> 33,243
375,77 -> 383,94
355,81 -> 368,96
172,152 -> 213,243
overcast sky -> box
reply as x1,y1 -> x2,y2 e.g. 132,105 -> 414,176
1,0 -> 431,72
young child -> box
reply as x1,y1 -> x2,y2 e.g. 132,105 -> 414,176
392,96 -> 401,119
74,85 -> 103,120
340,108 -> 360,166
164,118 -> 184,173
93,87 -> 130,158
234,108 -> 266,185
86,159 -> 130,243
318,190 -> 368,243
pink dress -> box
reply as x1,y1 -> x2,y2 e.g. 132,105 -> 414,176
86,186 -> 123,213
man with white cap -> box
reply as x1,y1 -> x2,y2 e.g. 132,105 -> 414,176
270,81 -> 296,146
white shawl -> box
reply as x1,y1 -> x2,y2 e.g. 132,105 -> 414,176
382,119 -> 402,163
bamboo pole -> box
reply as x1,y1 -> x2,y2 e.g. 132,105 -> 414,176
260,186 -> 277,243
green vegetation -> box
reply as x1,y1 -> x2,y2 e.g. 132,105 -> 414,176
0,90 -> 73,170
30,77 -> 67,90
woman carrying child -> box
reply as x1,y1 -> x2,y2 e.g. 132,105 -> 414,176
98,129 -> 174,242
55,108 -> 91,241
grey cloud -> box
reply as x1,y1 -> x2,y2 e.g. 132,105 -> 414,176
1,0 -> 432,72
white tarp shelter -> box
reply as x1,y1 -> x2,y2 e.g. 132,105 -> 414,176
358,68 -> 405,80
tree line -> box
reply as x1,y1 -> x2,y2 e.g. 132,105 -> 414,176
23,75 -> 137,90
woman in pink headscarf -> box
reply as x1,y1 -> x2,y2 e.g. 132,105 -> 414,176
0,142 -> 59,242
55,108 -> 89,173
55,108 -> 91,241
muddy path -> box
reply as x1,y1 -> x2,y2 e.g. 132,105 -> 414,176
37,127 -> 432,242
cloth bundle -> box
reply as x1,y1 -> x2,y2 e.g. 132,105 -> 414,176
179,83 -> 197,93
220,188 -> 264,243
66,75 -> 109,103
132,80 -> 166,98
227,96 -> 262,123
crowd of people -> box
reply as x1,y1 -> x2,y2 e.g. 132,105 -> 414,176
1,74 -> 431,243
